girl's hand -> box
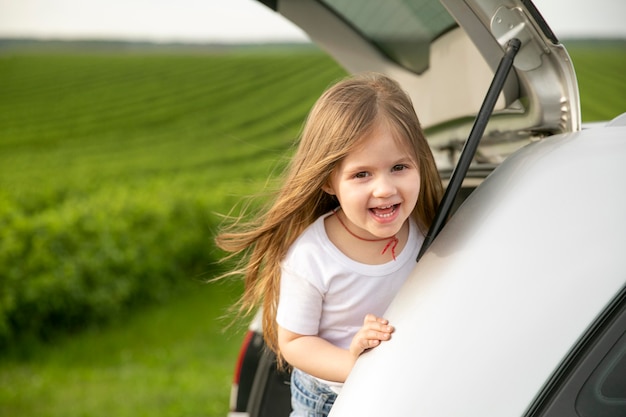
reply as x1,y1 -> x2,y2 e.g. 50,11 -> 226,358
349,314 -> 395,359
277,317 -> 394,382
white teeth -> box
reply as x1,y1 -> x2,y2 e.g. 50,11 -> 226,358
371,204 -> 397,218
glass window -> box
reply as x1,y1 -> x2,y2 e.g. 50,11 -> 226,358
320,0 -> 457,74
529,291 -> 626,417
576,331 -> 626,417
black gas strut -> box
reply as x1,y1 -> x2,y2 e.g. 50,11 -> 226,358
417,38 -> 522,262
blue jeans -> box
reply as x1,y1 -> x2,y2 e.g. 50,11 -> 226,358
290,368 -> 338,417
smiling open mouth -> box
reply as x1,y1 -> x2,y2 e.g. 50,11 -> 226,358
371,204 -> 399,218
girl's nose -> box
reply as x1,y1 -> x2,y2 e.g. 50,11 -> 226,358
373,175 -> 397,198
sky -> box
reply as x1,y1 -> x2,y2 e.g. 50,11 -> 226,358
0,0 -> 624,43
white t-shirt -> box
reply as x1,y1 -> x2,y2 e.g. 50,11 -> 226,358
276,211 -> 422,351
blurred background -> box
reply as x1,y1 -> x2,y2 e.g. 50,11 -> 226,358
0,1 -> 624,416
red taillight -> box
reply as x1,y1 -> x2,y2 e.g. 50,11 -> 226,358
233,330 -> 254,384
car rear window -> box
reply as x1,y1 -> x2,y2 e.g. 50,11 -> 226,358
528,290 -> 626,417
320,0 -> 457,74
575,330 -> 626,417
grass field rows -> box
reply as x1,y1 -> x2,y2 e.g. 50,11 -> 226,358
0,54 -> 345,200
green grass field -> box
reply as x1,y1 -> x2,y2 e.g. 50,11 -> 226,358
569,44 -> 626,121
0,42 -> 624,416
0,48 -> 347,417
0,50 -> 347,345
0,279 -> 244,417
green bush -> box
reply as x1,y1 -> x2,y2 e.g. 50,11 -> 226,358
0,185 -> 220,347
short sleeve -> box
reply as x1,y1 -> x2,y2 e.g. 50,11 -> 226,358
276,264 -> 324,336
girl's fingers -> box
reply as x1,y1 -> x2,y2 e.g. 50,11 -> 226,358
368,320 -> 395,334
364,314 -> 393,330
362,328 -> 392,344
351,315 -> 396,355
363,313 -> 378,323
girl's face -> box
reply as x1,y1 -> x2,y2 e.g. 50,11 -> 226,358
325,121 -> 421,239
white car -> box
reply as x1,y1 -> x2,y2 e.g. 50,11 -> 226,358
228,1 -> 626,416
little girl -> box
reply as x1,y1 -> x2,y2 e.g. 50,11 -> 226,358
216,73 -> 442,416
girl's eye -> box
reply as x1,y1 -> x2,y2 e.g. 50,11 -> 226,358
354,171 -> 370,179
392,164 -> 408,172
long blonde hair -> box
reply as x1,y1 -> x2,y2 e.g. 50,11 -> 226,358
216,72 -> 442,363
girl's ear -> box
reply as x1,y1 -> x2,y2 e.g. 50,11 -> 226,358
322,181 -> 335,195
